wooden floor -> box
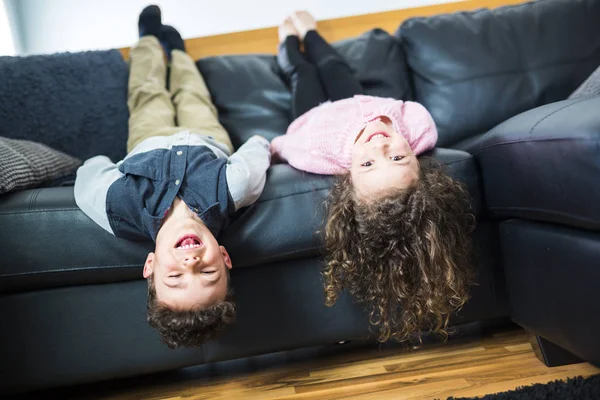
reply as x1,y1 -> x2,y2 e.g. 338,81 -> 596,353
51,325 -> 599,400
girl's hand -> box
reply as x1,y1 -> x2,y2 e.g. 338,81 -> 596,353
271,154 -> 283,164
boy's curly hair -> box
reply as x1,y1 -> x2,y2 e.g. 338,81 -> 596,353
323,158 -> 475,342
146,275 -> 236,348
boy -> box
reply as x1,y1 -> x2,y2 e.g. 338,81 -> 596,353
74,6 -> 270,348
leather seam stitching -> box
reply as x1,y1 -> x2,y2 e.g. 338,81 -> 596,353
0,208 -> 80,215
236,246 -> 323,268
528,97 -> 593,136
28,189 -> 41,210
489,206 -> 599,225
473,137 -> 598,155
257,186 -> 330,204
1,264 -> 142,277
414,52 -> 600,86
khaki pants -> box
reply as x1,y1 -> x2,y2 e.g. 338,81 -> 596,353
127,36 -> 233,153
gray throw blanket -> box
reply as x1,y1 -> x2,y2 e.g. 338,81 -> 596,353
569,65 -> 600,99
0,50 -> 130,163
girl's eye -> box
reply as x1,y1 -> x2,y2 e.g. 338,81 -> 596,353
391,156 -> 404,161
170,274 -> 182,278
362,161 -> 373,167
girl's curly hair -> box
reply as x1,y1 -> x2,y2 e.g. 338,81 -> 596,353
323,158 -> 475,342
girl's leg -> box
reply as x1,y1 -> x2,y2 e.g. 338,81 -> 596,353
277,19 -> 328,120
165,25 -> 234,154
304,30 -> 363,100
127,36 -> 179,153
291,12 -> 363,101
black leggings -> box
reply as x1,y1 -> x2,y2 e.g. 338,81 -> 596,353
277,31 -> 363,120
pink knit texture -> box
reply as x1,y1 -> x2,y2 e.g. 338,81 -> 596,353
271,95 -> 438,175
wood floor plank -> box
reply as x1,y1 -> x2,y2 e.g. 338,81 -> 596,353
290,353 -> 544,398
504,343 -> 532,352
341,378 -> 472,400
67,326 -> 599,400
309,347 -> 486,379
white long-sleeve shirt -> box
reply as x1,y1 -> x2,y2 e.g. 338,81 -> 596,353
74,131 -> 270,240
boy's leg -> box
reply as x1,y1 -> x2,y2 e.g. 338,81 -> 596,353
303,30 -> 364,101
127,36 -> 180,152
278,35 -> 328,120
169,47 -> 234,153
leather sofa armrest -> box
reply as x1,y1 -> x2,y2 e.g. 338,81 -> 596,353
465,96 -> 600,230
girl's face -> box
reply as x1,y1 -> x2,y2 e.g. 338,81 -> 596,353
350,117 -> 420,201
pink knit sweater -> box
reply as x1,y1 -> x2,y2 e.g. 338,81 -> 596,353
271,95 -> 438,175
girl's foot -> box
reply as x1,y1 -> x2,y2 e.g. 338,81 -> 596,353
290,11 -> 317,40
278,17 -> 299,43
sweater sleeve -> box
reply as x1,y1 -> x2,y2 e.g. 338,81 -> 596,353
270,108 -> 313,162
270,101 -> 347,175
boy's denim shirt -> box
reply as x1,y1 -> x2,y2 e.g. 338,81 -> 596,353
74,132 -> 271,242
107,144 -> 232,241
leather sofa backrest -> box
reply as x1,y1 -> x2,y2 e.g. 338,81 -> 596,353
396,0 -> 600,147
0,29 -> 411,164
198,28 -> 412,149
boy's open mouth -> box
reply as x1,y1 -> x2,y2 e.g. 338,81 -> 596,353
175,235 -> 202,250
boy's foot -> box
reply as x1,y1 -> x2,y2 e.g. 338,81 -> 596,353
138,5 -> 162,38
290,11 -> 317,40
161,25 -> 186,57
278,17 -> 299,43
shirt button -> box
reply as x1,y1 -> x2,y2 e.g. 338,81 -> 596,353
175,179 -> 180,186
177,150 -> 183,156
193,208 -> 199,212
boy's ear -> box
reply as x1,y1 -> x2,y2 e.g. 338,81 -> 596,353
220,246 -> 233,270
143,252 -> 155,278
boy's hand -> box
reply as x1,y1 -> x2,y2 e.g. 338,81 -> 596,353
249,135 -> 271,155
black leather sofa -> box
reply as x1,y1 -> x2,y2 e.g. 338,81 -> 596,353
1,0 -> 598,394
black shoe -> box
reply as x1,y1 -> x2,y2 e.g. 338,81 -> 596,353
161,25 -> 186,59
138,5 -> 162,38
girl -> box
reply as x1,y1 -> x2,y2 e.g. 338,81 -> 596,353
272,11 -> 475,342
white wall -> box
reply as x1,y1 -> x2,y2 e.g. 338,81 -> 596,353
0,0 -> 16,55
9,0 -> 460,55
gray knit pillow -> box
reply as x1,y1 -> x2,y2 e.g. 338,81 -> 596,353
569,65 -> 600,99
0,137 -> 82,194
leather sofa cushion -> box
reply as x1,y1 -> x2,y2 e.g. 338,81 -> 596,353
396,0 -> 600,147
499,219 -> 600,363
0,149 -> 480,293
464,96 -> 600,230
198,28 -> 412,149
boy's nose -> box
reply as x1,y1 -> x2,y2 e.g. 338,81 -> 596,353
182,255 -> 201,267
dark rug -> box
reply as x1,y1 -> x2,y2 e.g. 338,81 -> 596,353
446,375 -> 600,400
